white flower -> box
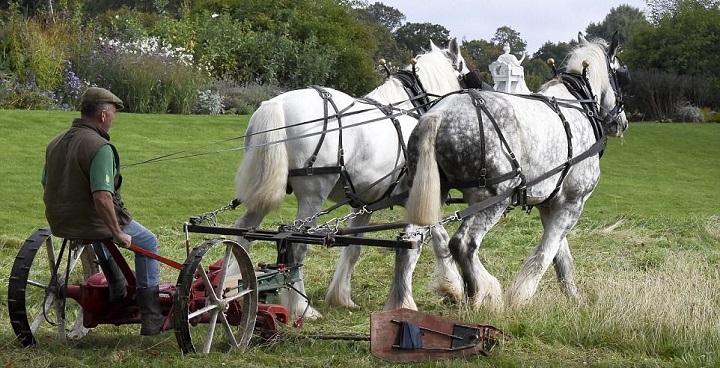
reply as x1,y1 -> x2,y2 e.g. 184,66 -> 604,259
211,13 -> 219,18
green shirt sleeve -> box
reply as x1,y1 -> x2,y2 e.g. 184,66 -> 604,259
89,144 -> 116,193
41,164 -> 47,187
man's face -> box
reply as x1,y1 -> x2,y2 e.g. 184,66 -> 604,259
99,104 -> 117,132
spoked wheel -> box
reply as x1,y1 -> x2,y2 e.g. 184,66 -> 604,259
8,228 -> 98,346
174,238 -> 258,354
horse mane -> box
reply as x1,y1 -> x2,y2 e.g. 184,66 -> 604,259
413,50 -> 462,98
536,38 -> 610,95
365,48 -> 459,107
564,38 -> 611,93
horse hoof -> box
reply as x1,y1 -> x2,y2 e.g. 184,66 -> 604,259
431,278 -> 464,302
299,306 -> 323,320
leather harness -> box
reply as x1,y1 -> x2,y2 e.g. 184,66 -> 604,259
443,70 -> 613,215
286,66 -> 443,209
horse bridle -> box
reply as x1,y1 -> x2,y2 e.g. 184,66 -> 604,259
602,54 -> 630,127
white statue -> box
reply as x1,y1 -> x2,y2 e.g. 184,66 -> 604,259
489,43 -> 531,94
497,43 -> 526,66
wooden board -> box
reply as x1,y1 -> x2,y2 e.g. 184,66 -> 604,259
370,308 -> 507,362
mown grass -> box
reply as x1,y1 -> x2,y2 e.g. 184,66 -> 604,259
0,110 -> 718,367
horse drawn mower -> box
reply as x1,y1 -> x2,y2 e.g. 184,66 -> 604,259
7,208 -> 416,352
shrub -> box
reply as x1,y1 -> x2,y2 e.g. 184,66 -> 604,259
193,89 -> 224,115
624,69 -> 712,121
71,37 -> 210,114
201,80 -> 283,115
674,100 -> 706,123
0,9 -> 70,94
55,60 -> 87,110
0,74 -> 60,110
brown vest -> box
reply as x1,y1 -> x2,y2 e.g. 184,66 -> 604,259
43,118 -> 132,239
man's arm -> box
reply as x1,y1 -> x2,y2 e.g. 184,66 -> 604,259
90,144 -> 131,247
93,191 -> 131,247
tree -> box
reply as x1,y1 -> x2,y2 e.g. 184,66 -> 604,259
351,1 -> 410,73
624,0 -> 720,115
361,1 -> 404,32
646,0 -> 720,23
461,39 -> 501,83
585,4 -> 649,44
626,1 -> 720,78
490,26 -> 526,55
533,40 -> 575,62
393,22 -> 450,54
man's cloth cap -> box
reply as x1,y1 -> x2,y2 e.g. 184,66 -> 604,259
81,87 -> 124,109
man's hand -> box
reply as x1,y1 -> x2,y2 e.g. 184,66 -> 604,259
114,232 -> 132,248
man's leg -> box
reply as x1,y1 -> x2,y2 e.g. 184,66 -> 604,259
92,243 -> 128,302
122,220 -> 165,335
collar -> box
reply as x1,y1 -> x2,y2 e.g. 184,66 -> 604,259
71,118 -> 111,141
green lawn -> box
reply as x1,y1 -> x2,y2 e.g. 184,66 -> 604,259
0,110 -> 718,367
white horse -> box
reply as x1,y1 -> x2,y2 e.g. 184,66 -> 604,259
404,32 -> 629,310
233,39 -> 475,318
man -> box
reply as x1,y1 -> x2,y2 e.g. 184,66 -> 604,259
42,87 -> 165,335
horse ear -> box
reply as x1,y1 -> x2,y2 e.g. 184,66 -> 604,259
448,38 -> 460,60
609,30 -> 620,57
578,32 -> 589,45
430,40 -> 441,52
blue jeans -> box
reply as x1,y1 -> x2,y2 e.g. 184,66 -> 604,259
95,220 -> 160,288
122,220 -> 160,288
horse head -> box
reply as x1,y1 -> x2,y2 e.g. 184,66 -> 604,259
414,38 -> 478,96
570,31 -> 630,137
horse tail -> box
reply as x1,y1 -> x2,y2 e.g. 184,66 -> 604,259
405,112 -> 444,226
235,100 -> 289,214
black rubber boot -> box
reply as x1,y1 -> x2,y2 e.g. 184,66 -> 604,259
136,286 -> 167,335
98,258 -> 127,302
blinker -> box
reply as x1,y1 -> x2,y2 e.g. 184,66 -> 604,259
462,70 -> 487,89
615,65 -> 631,87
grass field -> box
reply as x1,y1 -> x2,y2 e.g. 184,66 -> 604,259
0,109 -> 719,367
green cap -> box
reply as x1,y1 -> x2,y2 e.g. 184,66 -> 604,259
81,87 -> 124,109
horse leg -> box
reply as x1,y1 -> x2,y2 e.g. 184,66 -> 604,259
553,236 -> 581,302
384,224 -> 423,311
428,225 -> 464,302
278,177 -> 336,320
449,202 -> 506,311
325,209 -> 371,308
233,210 -> 266,251
507,205 -> 582,307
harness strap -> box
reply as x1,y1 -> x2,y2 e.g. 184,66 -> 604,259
444,90 -> 525,201
534,97 -> 574,206
288,86 -> 360,206
451,136 -> 606,221
394,70 -> 431,115
305,164 -> 409,219
440,87 -> 607,216
560,73 -> 605,146
524,135 -> 606,190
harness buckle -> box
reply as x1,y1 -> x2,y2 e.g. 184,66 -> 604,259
472,96 -> 485,107
478,168 -> 487,187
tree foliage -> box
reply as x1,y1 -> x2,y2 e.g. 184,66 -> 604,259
625,0 -> 720,110
361,1 -> 404,32
586,5 -> 649,44
3,0 -> 720,118
491,26 -> 527,55
393,22 -> 450,54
